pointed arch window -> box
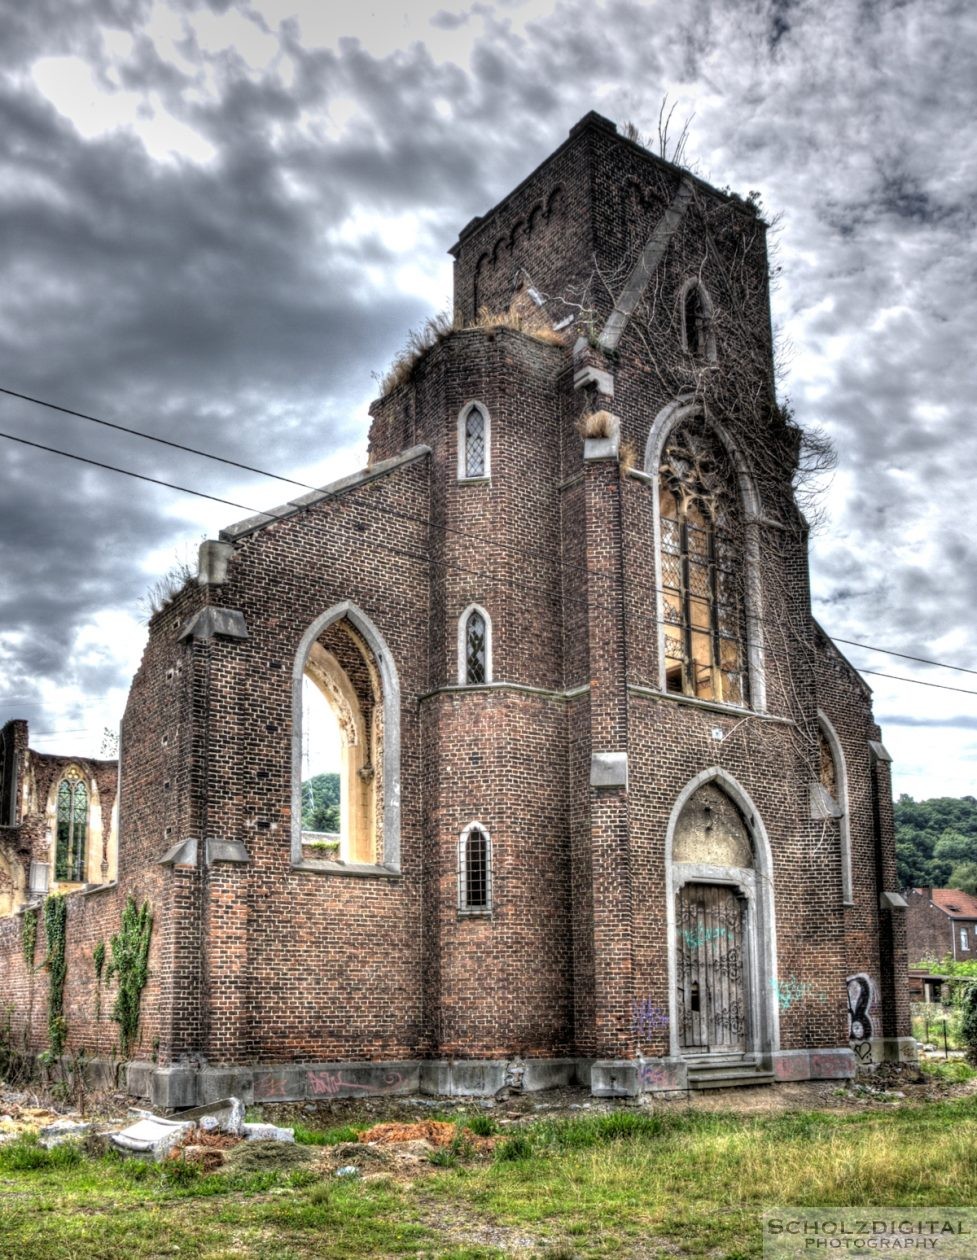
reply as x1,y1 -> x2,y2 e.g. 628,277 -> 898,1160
458,402 -> 490,480
458,823 -> 492,914
459,605 -> 492,685
55,766 -> 88,883
659,420 -> 749,705
292,602 -> 402,872
680,281 -> 717,363
817,714 -> 853,904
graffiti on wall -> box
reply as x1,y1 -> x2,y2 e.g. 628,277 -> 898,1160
631,998 -> 669,1038
770,976 -> 829,1011
846,973 -> 876,1044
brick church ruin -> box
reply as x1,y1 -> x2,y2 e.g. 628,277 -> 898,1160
0,113 -> 914,1106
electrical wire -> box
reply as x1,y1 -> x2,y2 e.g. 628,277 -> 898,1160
0,429 -> 287,520
3,400 -> 977,703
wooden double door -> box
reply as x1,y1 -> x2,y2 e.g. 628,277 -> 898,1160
675,882 -> 750,1054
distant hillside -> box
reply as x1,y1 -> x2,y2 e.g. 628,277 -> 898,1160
895,795 -> 977,893
301,772 -> 340,833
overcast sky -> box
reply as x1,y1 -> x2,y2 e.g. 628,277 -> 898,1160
1,0 -> 974,801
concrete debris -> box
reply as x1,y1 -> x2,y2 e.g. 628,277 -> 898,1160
111,1117 -> 193,1160
335,1164 -> 360,1177
39,1119 -> 92,1146
241,1122 -> 295,1143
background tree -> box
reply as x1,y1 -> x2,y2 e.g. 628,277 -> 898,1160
301,773 -> 340,833
895,796 -> 977,889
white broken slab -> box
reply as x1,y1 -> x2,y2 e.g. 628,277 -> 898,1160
241,1122 -> 294,1143
111,1116 -> 192,1160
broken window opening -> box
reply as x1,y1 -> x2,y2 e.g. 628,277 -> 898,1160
660,421 -> 749,706
300,622 -> 381,866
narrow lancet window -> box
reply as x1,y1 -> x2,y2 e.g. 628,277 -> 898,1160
459,824 -> 492,913
464,406 -> 486,478
55,767 -> 87,882
659,421 -> 749,705
685,286 -> 703,356
465,610 -> 487,684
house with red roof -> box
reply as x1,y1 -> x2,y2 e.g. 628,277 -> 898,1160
907,887 -> 977,1002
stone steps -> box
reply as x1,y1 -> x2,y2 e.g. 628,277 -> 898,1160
686,1055 -> 775,1090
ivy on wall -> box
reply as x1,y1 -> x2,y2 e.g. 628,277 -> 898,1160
42,895 -> 68,1059
93,940 -> 106,1024
106,897 -> 152,1057
21,907 -> 37,969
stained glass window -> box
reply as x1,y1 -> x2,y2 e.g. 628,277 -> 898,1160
55,766 -> 87,883
659,421 -> 749,706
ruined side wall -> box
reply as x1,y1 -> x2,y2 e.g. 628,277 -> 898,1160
194,455 -> 432,1064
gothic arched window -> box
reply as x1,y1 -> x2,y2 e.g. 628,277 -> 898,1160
55,766 -> 88,883
460,605 -> 491,685
458,823 -> 492,914
817,713 -> 853,903
458,402 -> 490,480
659,420 -> 749,705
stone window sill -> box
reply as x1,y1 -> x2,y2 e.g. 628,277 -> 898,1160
457,476 -> 491,486
292,858 -> 402,879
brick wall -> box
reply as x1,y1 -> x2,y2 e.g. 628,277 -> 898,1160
0,111 -> 908,1081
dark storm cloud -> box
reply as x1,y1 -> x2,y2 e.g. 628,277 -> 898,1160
1,0 -> 975,792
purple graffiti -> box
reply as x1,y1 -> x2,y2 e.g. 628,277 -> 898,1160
631,998 -> 670,1038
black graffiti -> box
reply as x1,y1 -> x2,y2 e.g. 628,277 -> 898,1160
846,974 -> 874,1042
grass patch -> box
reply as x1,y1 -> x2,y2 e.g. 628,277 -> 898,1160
0,1133 -> 83,1172
919,1058 -> 977,1083
293,1123 -> 363,1146
1,1099 -> 976,1257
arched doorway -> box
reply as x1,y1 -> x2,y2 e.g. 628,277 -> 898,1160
666,774 -> 779,1063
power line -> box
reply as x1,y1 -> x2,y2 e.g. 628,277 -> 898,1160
0,385 -> 316,492
833,637 -> 977,679
0,430 -> 288,520
4,395 -> 977,700
855,669 -> 977,698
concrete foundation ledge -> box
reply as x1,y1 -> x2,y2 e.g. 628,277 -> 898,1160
864,1037 -> 919,1066
591,1060 -> 640,1098
771,1048 -> 857,1081
637,1058 -> 689,1093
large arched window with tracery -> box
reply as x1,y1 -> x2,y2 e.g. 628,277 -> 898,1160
659,419 -> 749,705
55,766 -> 88,883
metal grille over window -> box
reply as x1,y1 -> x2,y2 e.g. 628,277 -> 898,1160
460,826 -> 491,912
464,407 -> 486,478
465,611 -> 487,684
659,421 -> 749,706
55,767 -> 87,883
